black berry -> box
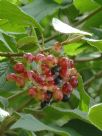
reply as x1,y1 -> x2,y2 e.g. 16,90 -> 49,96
54,75 -> 62,86
62,95 -> 69,102
51,65 -> 60,75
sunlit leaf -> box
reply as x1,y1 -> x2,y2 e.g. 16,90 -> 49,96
0,108 -> 9,122
88,103 -> 102,131
52,18 -> 92,35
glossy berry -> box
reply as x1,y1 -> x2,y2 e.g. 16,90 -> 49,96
13,63 -> 25,73
28,87 -> 37,97
70,76 -> 78,88
23,53 -> 34,62
59,67 -> 68,78
58,57 -> 68,68
62,82 -> 73,95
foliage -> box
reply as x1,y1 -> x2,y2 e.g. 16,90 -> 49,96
0,0 -> 102,136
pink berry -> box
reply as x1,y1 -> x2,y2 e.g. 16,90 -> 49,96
35,53 -> 45,62
23,53 -> 34,62
13,63 -> 25,73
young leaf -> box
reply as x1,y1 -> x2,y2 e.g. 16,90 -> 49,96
88,103 -> 102,131
52,18 -> 92,35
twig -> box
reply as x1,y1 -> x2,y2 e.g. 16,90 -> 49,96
0,52 -> 23,57
84,70 -> 102,87
61,35 -> 84,45
8,90 -> 25,101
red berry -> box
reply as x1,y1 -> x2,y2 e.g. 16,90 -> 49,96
41,64 -> 51,76
53,89 -> 63,101
35,53 -> 45,62
59,67 -> 67,78
70,76 -> 78,88
58,57 -> 68,68
16,77 -> 25,87
62,82 -> 73,95
23,53 -> 34,62
6,73 -> 17,81
28,87 -> 37,97
13,63 -> 25,73
21,71 -> 28,80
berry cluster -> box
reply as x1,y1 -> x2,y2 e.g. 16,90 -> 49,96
6,53 -> 78,108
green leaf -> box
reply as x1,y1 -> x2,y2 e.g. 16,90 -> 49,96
22,0 -> 62,22
53,0 -> 63,4
11,114 -> 70,136
94,0 -> 102,5
17,36 -> 38,51
0,61 -> 17,91
0,32 -> 14,52
63,119 -> 102,136
88,103 -> 102,131
64,42 -> 86,56
83,11 -> 102,29
52,18 -> 91,35
0,108 -> 9,122
74,0 -> 99,13
0,0 -> 42,33
0,96 -> 8,108
78,75 -> 90,112
84,38 -> 102,51
28,106 -> 88,127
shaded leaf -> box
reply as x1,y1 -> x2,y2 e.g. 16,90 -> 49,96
11,114 -> 70,136
22,0 -> 65,22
